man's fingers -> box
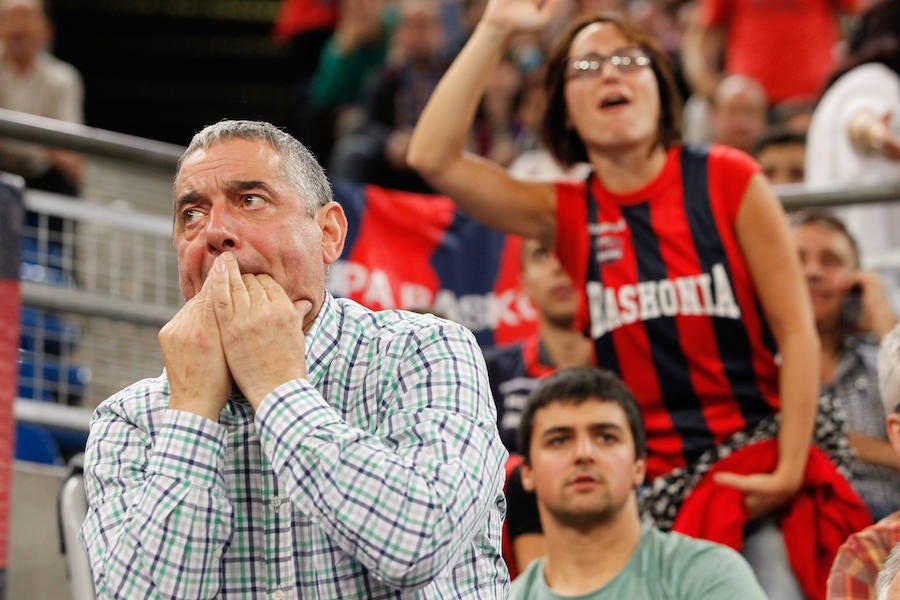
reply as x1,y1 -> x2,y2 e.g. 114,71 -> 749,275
243,273 -> 268,306
255,274 -> 289,302
296,299 -> 313,318
211,252 -> 237,319
221,252 -> 252,313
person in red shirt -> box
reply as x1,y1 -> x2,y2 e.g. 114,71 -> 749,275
681,0 -> 857,105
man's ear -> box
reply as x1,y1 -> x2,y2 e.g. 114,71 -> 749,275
520,462 -> 535,493
632,456 -> 647,489
317,201 -> 347,264
888,413 -> 900,456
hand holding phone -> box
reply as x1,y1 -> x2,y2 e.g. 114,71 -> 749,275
840,283 -> 864,331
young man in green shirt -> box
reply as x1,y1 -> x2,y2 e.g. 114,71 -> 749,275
511,367 -> 767,599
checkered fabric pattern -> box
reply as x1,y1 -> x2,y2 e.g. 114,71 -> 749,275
81,294 -> 509,598
827,511 -> 900,600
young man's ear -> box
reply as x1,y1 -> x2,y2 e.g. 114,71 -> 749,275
520,462 -> 535,493
888,413 -> 900,455
317,201 -> 347,264
632,456 -> 647,489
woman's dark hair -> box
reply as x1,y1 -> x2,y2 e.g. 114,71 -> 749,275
823,0 -> 899,92
540,13 -> 682,166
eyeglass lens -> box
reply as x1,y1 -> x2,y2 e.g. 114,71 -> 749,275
567,49 -> 651,78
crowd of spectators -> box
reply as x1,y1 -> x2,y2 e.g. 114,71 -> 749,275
4,0 -> 900,597
278,0 -> 896,200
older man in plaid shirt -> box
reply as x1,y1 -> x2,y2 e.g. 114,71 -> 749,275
80,119 -> 509,599
828,324 -> 900,599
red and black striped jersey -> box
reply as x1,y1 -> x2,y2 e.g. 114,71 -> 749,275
555,144 -> 780,481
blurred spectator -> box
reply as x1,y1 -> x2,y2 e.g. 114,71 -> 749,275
773,99 -> 817,135
297,0 -> 395,161
805,0 -> 900,295
709,74 -> 768,153
469,56 -> 527,168
683,74 -> 768,149
681,0 -> 856,105
486,238 -> 592,453
0,0 -> 83,196
449,0 -> 487,54
328,0 -> 448,192
792,210 -> 900,522
272,0 -> 337,82
827,322 -> 900,599
754,128 -> 806,186
486,238 -> 592,576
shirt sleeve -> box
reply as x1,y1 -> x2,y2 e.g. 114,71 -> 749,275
826,532 -> 882,599
254,319 -> 508,590
80,387 -> 233,599
707,144 -> 761,224
554,179 -> 592,335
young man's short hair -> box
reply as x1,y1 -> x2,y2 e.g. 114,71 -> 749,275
517,367 -> 647,462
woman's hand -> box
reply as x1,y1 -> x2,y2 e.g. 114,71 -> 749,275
481,0 -> 563,34
713,469 -> 801,520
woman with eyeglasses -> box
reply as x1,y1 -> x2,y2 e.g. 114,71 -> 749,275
408,2 -> 843,598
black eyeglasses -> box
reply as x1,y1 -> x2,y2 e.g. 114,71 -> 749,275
565,48 -> 652,79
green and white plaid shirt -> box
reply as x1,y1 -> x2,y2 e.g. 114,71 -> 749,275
81,293 -> 509,598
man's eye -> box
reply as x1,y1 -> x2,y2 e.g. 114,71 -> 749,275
242,194 -> 266,208
182,209 -> 202,224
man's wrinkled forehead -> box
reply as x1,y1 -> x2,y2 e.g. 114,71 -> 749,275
0,0 -> 42,16
173,141 -> 282,200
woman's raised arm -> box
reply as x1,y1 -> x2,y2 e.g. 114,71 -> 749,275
407,0 -> 561,244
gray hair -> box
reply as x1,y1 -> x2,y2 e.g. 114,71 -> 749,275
876,542 -> 900,600
878,324 -> 900,418
175,119 -> 332,216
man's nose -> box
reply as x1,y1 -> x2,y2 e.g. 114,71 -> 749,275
573,432 -> 596,462
801,257 -> 821,280
205,205 -> 239,252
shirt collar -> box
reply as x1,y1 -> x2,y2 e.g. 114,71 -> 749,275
303,291 -> 342,389
223,290 -> 340,411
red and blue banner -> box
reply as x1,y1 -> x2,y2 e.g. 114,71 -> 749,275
328,181 -> 539,348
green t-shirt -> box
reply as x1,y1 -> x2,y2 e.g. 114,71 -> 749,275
509,525 -> 767,600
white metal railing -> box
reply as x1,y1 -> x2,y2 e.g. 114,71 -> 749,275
3,108 -> 900,433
